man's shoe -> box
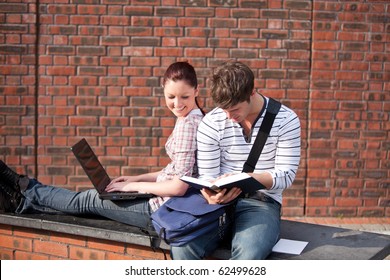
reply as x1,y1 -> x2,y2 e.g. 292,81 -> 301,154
0,160 -> 29,192
0,181 -> 21,213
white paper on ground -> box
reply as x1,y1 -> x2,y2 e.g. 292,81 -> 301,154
272,238 -> 309,255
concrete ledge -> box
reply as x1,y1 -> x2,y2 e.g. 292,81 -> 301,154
0,213 -> 166,249
1,213 -> 390,260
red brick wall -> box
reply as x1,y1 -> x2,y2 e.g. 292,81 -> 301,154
309,1 -> 389,217
0,0 -> 388,218
0,224 -> 169,260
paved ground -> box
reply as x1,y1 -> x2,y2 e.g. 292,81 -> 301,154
284,217 -> 390,235
284,217 -> 390,260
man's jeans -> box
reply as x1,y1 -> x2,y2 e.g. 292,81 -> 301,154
16,179 -> 153,230
171,196 -> 281,260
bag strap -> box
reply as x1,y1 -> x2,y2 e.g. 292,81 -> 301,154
242,98 -> 281,173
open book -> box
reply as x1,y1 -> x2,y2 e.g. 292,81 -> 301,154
180,173 -> 265,195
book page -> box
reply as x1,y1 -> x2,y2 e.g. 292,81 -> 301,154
180,176 -> 213,188
272,239 -> 308,255
214,173 -> 251,187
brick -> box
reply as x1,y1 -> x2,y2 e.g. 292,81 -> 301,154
306,197 -> 334,207
131,117 -> 160,128
262,10 -> 288,19
208,0 -> 233,7
231,28 -> 258,39
124,6 -> 153,16
100,117 -> 128,128
123,146 -> 151,156
209,18 -> 236,28
78,66 -> 106,76
239,1 -> 267,9
46,66 -> 75,76
0,24 -> 28,33
69,246 -> 105,260
14,251 -> 50,260
231,49 -> 258,58
77,46 -> 105,56
87,238 -> 126,254
0,248 -> 14,260
0,234 -> 32,251
329,207 -> 357,217
368,14 -> 390,23
130,97 -> 158,107
129,137 -> 159,149
184,48 -> 213,57
47,46 -> 74,55
232,9 -> 259,18
131,17 -> 160,28
155,7 -> 183,16
105,251 -> 140,260
261,30 -> 288,39
33,239 -> 69,258
0,45 -> 27,54
335,198 -> 363,207
155,27 -> 182,37
361,190 -> 385,198
125,243 -> 168,260
49,25 -> 77,35
78,26 -> 106,36
285,1 -> 311,9
361,171 -> 387,180
99,76 -> 128,86
305,207 -> 329,216
358,208 -> 385,217
131,37 -> 160,47
99,36 -> 128,46
238,19 -> 266,30
123,47 -> 153,57
0,3 -> 28,13
46,166 -> 73,176
0,224 -> 12,235
101,15 -> 128,25
155,47 -> 183,57
130,57 -> 160,66
183,8 -> 211,18
260,70 -> 286,79
379,199 -> 390,207
285,40 -> 310,50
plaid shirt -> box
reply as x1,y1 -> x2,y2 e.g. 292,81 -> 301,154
149,109 -> 203,211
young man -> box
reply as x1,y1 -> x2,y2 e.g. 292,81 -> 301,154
171,61 -> 301,260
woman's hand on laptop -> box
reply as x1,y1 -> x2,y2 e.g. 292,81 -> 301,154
105,176 -> 139,193
110,176 -> 138,184
105,181 -> 138,193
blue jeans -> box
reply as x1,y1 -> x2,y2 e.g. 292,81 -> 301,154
15,179 -> 153,230
170,196 -> 281,260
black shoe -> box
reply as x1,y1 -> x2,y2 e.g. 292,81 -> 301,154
0,160 -> 29,192
0,181 -> 21,212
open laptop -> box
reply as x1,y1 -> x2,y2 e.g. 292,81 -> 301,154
71,138 -> 153,200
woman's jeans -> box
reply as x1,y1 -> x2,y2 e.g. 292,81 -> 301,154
171,196 -> 281,260
15,179 -> 153,230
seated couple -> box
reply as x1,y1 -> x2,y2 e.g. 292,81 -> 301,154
0,60 -> 301,260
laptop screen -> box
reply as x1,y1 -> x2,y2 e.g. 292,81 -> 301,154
71,138 -> 111,193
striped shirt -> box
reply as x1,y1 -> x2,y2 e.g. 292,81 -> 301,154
149,109 -> 204,211
196,96 -> 301,204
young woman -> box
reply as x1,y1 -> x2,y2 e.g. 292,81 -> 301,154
0,61 -> 204,230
